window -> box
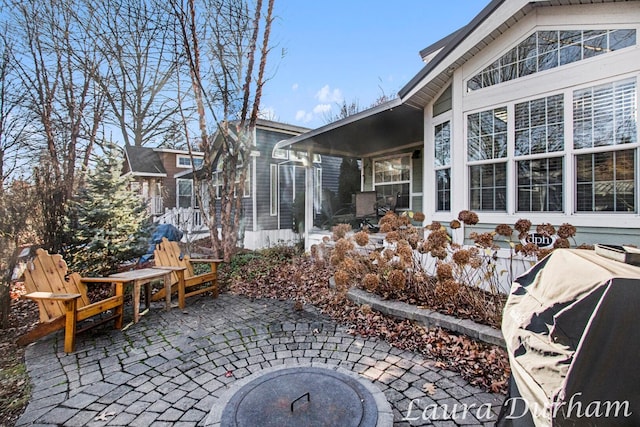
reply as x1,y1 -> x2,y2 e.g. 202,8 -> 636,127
209,172 -> 220,199
315,169 -> 322,214
467,29 -> 636,91
270,164 -> 278,216
574,79 -> 637,213
469,163 -> 507,211
177,179 -> 194,208
467,107 -> 508,212
576,150 -> 635,212
515,95 -> 564,155
374,156 -> 410,211
467,107 -> 508,161
177,155 -> 204,169
573,79 -> 637,149
517,158 -> 563,211
272,147 -> 288,160
236,167 -> 251,198
434,121 -> 451,211
463,78 -> 637,216
290,151 -> 321,164
515,94 -> 565,212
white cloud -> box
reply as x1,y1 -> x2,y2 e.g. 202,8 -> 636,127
295,110 -> 313,123
315,84 -> 343,104
291,83 -> 299,91
313,104 -> 331,114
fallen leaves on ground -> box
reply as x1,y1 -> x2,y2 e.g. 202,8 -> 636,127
222,254 -> 510,394
0,284 -> 39,426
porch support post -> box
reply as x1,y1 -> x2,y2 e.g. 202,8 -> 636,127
304,150 -> 314,251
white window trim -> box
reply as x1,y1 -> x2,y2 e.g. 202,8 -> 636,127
315,168 -> 322,214
460,74 -> 639,223
176,154 -> 204,169
270,164 -> 278,216
465,27 -> 637,93
372,153 -> 413,211
433,114 -> 453,212
176,178 -> 195,208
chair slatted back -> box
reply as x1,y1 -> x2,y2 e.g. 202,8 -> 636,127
154,238 -> 195,284
23,249 -> 90,322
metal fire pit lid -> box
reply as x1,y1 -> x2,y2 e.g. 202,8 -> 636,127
205,363 -> 393,427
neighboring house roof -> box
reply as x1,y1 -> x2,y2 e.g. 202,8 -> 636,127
255,118 -> 310,135
418,26 -> 467,63
124,145 -> 167,177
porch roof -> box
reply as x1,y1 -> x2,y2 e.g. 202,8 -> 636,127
274,99 -> 424,158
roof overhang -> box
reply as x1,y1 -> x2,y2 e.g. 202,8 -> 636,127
275,98 -> 424,158
124,171 -> 167,178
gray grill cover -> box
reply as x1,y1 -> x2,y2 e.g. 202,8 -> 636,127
500,249 -> 640,426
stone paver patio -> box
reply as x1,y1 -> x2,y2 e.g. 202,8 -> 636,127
17,293 -> 505,426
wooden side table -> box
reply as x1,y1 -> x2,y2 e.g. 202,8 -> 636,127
109,267 -> 186,323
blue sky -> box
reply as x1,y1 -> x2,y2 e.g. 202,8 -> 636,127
260,1 -> 490,129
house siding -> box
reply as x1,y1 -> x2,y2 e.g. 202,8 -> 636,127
256,128 -> 288,232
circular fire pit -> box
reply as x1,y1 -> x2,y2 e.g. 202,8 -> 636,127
205,364 -> 393,427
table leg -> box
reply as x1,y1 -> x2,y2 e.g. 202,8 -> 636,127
163,272 -> 172,311
144,282 -> 151,310
133,280 -> 141,323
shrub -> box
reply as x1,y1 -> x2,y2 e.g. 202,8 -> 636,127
316,209 -> 586,328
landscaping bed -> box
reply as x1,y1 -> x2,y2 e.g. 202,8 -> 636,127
222,248 -> 510,394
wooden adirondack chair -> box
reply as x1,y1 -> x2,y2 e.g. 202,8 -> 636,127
151,237 -> 221,309
17,249 -> 127,353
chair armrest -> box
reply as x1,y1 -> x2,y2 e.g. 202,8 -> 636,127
153,266 -> 187,271
190,258 -> 223,264
22,291 -> 81,301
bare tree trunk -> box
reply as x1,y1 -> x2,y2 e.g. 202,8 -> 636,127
0,243 -> 18,329
170,0 -> 275,261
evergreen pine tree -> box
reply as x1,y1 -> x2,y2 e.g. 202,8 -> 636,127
67,145 -> 150,276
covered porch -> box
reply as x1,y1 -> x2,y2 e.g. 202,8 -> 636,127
274,98 -> 425,249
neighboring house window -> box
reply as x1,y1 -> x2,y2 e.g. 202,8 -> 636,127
272,147 -> 288,160
212,172 -> 222,199
176,155 -> 204,169
434,120 -> 451,211
270,164 -> 278,216
290,151 -> 321,164
467,29 -> 636,92
177,179 -> 196,208
236,167 -> 251,198
515,94 -> 564,211
374,156 -> 411,211
574,79 -> 637,212
210,167 -> 250,199
467,107 -> 508,211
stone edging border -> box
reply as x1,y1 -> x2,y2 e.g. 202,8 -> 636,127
347,287 -> 506,348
